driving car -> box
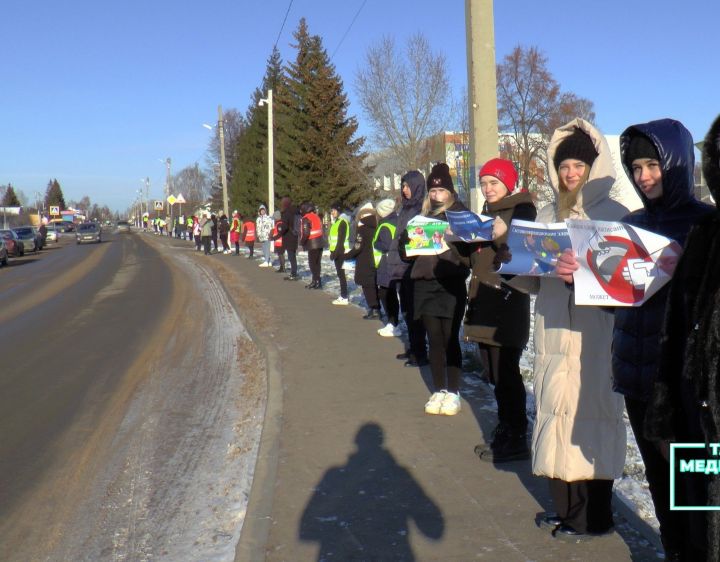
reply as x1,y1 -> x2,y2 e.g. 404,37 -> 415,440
0,238 -> 8,266
76,222 -> 101,244
117,220 -> 130,232
0,230 -> 25,256
12,226 -> 43,252
45,224 -> 59,242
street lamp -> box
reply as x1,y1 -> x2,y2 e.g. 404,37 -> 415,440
203,105 -> 229,217
139,178 -> 150,215
258,89 -> 274,215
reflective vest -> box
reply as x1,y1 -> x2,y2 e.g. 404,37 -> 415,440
231,218 -> 240,233
328,217 -> 350,252
243,220 -> 256,242
303,212 -> 323,240
272,221 -> 283,249
372,222 -> 397,267
186,217 -> 193,227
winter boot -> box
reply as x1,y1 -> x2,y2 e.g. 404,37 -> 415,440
475,425 -> 530,463
362,308 -> 379,319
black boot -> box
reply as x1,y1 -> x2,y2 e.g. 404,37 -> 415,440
362,308 -> 379,319
475,424 -> 529,463
305,281 -> 318,289
310,280 -> 322,289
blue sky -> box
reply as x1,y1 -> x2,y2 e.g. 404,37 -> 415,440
1,0 -> 718,211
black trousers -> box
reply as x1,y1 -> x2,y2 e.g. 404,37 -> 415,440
287,249 -> 298,275
478,344 -> 526,432
221,236 -> 229,252
195,234 -> 201,251
276,248 -> 285,270
378,284 -> 399,326
399,279 -> 427,360
334,259 -> 348,298
421,313 -> 463,394
362,284 -> 379,309
246,242 -> 254,257
548,478 -> 614,534
308,248 -> 322,282
211,233 -> 218,250
202,235 -> 211,255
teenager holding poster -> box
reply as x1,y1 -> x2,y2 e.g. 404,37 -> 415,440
530,119 -> 632,539
464,158 -> 536,463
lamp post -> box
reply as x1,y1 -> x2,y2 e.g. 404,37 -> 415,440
258,90 -> 274,215
203,106 -> 229,217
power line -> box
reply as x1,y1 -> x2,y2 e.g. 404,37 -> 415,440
274,0 -> 295,50
331,0 -> 367,60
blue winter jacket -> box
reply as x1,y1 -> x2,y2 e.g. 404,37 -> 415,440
612,119 -> 715,401
386,170 -> 426,281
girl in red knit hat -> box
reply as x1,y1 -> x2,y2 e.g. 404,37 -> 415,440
466,158 -> 536,463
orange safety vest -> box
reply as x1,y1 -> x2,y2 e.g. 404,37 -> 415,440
243,220 -> 256,242
272,222 -> 283,248
304,212 -> 323,239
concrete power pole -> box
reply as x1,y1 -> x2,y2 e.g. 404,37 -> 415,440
465,0 -> 499,213
218,105 -> 229,218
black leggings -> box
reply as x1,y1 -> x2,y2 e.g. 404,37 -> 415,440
478,344 -> 526,432
399,280 -> 427,360
378,285 -> 399,325
308,248 -> 322,282
422,313 -> 463,394
362,284 -> 379,309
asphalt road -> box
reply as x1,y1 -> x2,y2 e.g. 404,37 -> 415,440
0,230 -> 263,561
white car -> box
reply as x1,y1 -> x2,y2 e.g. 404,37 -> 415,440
45,225 -> 59,242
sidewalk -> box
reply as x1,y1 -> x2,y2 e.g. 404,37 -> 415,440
189,246 -> 658,561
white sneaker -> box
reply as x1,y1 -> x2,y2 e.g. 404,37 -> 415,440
377,323 -> 401,337
259,262 -> 271,267
332,296 -> 349,306
440,392 -> 461,416
425,390 -> 447,415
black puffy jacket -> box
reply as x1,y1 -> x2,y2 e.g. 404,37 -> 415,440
612,119 -> 715,401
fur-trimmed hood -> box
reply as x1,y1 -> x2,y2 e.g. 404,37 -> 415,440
702,113 -> 720,206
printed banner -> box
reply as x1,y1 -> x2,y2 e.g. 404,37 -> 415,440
497,219 -> 572,276
404,216 -> 451,256
566,219 -> 682,307
445,210 -> 494,242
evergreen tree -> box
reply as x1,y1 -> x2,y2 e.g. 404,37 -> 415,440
45,179 -> 66,210
229,47 -> 294,217
285,19 -> 372,211
1,184 -> 21,207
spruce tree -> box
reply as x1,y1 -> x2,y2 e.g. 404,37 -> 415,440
45,179 -> 66,210
230,47 -> 294,217
2,184 -> 21,207
285,19 -> 372,211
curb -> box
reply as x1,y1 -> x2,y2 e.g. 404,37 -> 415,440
613,491 -> 662,553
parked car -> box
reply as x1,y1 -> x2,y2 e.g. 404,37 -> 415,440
76,222 -> 101,244
0,238 -> 8,266
0,230 -> 24,256
117,220 -> 130,232
12,226 -> 43,252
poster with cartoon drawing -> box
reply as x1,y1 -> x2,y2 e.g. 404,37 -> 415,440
404,216 -> 451,256
566,219 -> 682,307
497,219 -> 572,276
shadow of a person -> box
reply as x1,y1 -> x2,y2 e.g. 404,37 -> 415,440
299,423 -> 444,561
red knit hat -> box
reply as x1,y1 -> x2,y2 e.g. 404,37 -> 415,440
478,158 -> 518,193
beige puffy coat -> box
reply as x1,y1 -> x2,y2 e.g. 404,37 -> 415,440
531,118 -> 631,481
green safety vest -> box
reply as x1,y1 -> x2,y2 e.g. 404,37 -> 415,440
328,217 -> 351,252
372,222 -> 397,267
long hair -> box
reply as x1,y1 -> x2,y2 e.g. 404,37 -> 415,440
556,166 -> 591,220
421,190 -> 456,217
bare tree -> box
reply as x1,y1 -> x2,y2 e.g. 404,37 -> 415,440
204,108 -> 246,185
173,164 -> 211,209
497,46 -> 595,205
355,33 -> 452,172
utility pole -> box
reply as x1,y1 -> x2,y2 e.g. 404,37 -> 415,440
145,177 -> 150,217
218,105 -> 229,218
465,0 -> 499,212
259,90 -> 274,215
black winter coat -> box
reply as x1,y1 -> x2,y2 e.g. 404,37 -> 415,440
645,116 -> 720,561
278,204 -> 299,251
464,191 -> 536,348
387,171 -> 425,281
344,215 -> 377,287
612,119 -> 715,401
